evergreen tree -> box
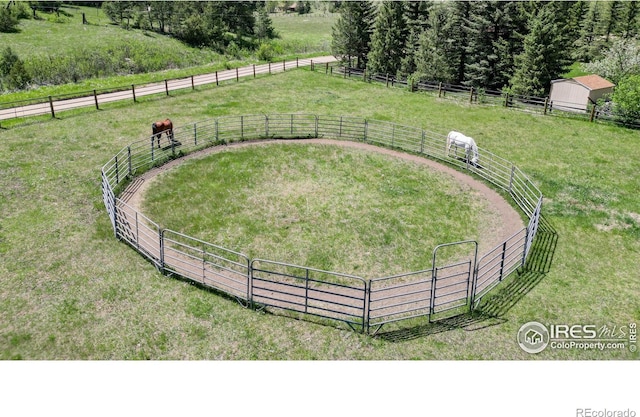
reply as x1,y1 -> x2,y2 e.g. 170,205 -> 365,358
510,4 -> 572,97
367,0 -> 408,76
463,1 -> 525,90
255,6 -> 277,40
148,1 -> 174,33
412,2 -> 456,83
620,0 -> 640,38
399,1 -> 431,78
449,1 -> 471,84
574,1 -> 604,62
331,1 -> 375,68
102,1 -> 135,28
565,0 -> 589,59
601,0 -> 623,42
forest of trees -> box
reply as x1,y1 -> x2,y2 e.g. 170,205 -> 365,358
331,0 -> 640,99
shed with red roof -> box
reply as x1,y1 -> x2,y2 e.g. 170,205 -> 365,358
549,74 -> 615,112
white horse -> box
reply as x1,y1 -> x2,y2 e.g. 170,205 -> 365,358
446,131 -> 479,165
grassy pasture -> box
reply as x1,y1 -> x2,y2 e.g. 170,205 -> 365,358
0,68 -> 639,360
0,5 -> 334,102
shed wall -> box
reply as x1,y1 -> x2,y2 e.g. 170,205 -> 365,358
550,81 -> 590,112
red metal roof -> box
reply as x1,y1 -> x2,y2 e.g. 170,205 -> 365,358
573,75 -> 615,90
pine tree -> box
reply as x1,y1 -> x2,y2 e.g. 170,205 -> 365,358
574,1 -> 604,62
449,1 -> 471,84
330,1 -> 376,68
255,6 -> 277,40
463,1 -> 525,90
620,1 -> 640,38
367,0 -> 408,76
601,0 -> 623,42
510,4 -> 572,97
399,1 -> 432,78
413,2 -> 456,83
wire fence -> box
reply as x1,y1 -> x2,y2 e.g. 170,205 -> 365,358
101,113 -> 543,334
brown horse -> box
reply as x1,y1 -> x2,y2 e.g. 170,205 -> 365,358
151,118 -> 174,148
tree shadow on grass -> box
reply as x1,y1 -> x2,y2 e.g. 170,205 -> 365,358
374,215 -> 558,342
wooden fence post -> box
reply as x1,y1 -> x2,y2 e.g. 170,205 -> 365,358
469,87 -> 474,103
590,104 -> 597,122
236,67 -> 239,82
49,96 -> 55,118
93,90 -> 99,109
543,97 -> 549,114
164,80 -> 169,96
215,71 -> 219,86
386,73 -> 389,87
191,75 -> 194,90
438,82 -> 443,98
253,64 -> 256,78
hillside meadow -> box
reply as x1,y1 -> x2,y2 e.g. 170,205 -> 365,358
0,68 -> 639,361
0,4 -> 335,101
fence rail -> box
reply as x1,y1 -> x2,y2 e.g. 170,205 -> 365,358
0,57 -> 334,126
329,64 -> 640,129
101,114 -> 543,334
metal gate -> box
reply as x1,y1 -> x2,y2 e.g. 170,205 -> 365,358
430,241 -> 478,319
367,240 -> 478,334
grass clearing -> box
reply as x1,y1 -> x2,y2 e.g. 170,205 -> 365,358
0,68 -> 638,360
141,143 -> 501,277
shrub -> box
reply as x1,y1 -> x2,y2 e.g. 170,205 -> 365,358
611,74 -> 640,123
0,7 -> 19,33
0,47 -> 20,76
7,59 -> 31,89
256,42 -> 275,62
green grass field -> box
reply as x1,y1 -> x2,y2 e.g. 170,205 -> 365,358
141,143 -> 500,278
1,67 -> 639,360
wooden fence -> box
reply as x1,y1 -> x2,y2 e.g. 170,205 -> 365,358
0,57 -> 331,126
328,64 -> 640,129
